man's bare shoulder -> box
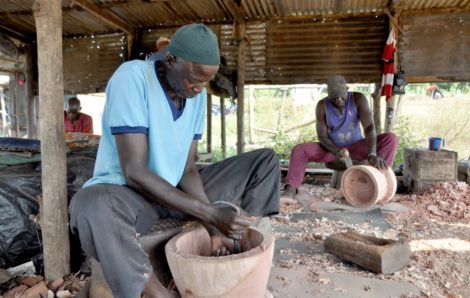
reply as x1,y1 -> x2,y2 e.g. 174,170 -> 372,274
351,92 -> 368,105
317,97 -> 328,107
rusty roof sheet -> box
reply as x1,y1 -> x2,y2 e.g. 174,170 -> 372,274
0,0 -> 468,38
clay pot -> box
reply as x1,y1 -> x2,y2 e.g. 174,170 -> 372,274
165,227 -> 274,298
341,165 -> 397,208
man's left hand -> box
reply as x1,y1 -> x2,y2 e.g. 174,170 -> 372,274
368,154 -> 388,170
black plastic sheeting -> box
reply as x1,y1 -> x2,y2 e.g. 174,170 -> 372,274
0,149 -> 96,269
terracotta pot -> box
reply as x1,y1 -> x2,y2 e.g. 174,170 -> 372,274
165,227 -> 274,298
341,165 -> 397,208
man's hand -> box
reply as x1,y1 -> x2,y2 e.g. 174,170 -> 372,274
336,148 -> 353,168
211,206 -> 256,240
208,228 -> 238,256
368,154 -> 388,170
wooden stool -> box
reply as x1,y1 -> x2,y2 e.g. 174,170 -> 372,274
88,219 -> 197,298
325,161 -> 347,189
329,170 -> 344,189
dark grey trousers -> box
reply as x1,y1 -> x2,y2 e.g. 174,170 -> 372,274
69,148 -> 280,298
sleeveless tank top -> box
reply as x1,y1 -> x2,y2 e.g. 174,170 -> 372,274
324,92 -> 363,147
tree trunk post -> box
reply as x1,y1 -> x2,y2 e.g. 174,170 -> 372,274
33,0 -> 70,279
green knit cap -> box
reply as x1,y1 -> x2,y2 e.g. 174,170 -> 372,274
168,23 -> 220,65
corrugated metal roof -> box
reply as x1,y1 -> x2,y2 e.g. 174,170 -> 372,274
1,0 -> 468,38
394,0 -> 470,10
1,0 -> 469,87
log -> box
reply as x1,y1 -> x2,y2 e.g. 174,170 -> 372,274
324,231 -> 411,274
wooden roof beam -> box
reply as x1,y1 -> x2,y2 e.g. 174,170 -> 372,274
0,24 -> 34,43
72,0 -> 134,35
72,0 -> 135,59
222,0 -> 245,21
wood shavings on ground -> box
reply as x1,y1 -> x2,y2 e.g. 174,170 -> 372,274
0,273 -> 88,297
273,181 -> 470,298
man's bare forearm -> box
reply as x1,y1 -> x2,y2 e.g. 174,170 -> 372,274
125,164 -> 216,225
318,135 -> 340,155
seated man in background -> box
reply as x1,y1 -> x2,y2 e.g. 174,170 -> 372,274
281,75 -> 399,205
64,97 -> 93,134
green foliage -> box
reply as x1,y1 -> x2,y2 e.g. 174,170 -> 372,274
272,125 -> 317,160
210,147 -> 237,162
392,115 -> 420,169
272,132 -> 295,160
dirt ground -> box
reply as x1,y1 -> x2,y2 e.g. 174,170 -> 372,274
268,178 -> 470,298
1,177 -> 468,297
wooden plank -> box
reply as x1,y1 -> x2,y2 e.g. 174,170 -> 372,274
324,231 -> 411,274
33,0 -> 70,279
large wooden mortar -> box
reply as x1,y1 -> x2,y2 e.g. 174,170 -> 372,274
165,227 -> 274,298
341,165 -> 397,208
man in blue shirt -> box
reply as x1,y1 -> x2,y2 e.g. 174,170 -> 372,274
69,23 -> 280,298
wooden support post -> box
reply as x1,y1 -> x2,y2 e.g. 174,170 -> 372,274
206,93 -> 212,154
248,86 -> 255,144
220,97 -> 226,159
276,88 -> 287,131
372,83 -> 382,134
0,92 -> 8,136
33,0 -> 70,279
236,21 -> 246,154
384,96 -> 395,133
25,44 -> 38,139
324,231 -> 411,274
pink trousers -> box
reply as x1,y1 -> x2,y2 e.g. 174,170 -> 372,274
284,133 -> 399,188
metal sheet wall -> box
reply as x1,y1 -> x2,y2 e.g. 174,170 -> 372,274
399,11 -> 470,82
63,33 -> 125,94
266,16 -> 388,84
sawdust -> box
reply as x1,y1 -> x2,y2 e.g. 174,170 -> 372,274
274,181 -> 470,298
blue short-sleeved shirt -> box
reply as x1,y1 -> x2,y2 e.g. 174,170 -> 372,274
84,60 -> 206,187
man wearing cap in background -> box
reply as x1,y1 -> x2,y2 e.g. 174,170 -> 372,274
64,97 -> 93,134
281,75 -> 399,205
69,23 -> 280,298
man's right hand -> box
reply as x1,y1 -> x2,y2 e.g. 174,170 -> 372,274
211,207 -> 255,240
